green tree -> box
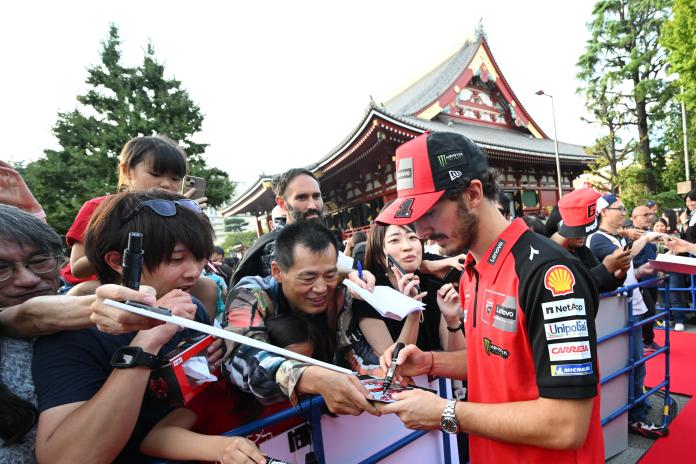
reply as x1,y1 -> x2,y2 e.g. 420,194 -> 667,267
577,0 -> 673,193
221,231 -> 258,253
224,217 -> 248,233
23,24 -> 234,236
661,0 -> 696,188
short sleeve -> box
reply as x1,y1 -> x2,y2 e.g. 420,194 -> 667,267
65,196 -> 107,246
521,259 -> 600,399
588,234 -> 619,262
32,329 -> 113,412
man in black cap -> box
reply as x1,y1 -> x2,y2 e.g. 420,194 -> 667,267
373,131 -> 605,463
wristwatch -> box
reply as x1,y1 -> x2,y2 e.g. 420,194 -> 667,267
110,346 -> 162,370
440,399 -> 460,434
446,321 -> 464,332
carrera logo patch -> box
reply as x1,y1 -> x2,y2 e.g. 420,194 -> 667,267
394,198 -> 414,218
483,337 -> 509,359
544,319 -> 589,340
396,158 -> 414,190
548,341 -> 591,361
551,362 -> 593,376
544,265 -> 576,296
487,239 -> 506,265
542,298 -> 586,320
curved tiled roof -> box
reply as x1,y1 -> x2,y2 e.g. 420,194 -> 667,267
384,39 -> 480,116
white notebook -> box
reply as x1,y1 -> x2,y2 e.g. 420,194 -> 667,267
343,279 -> 425,321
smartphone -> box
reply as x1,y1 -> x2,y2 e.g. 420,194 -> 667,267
387,254 -> 421,293
181,175 -> 207,200
623,241 -> 633,251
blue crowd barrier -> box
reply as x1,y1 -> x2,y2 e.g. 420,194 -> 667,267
598,276 -> 673,432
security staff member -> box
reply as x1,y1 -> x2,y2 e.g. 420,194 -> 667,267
374,132 -> 604,463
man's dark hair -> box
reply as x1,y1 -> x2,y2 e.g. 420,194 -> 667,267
85,190 -> 214,284
213,246 -> 225,257
274,222 -> 338,270
272,168 -> 318,198
265,313 -> 328,361
686,188 -> 696,202
522,215 -> 546,235
441,168 -> 499,202
544,206 -> 562,237
0,205 -> 63,257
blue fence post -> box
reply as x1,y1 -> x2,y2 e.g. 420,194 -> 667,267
309,398 -> 326,463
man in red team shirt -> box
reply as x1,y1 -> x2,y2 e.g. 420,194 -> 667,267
375,132 -> 604,463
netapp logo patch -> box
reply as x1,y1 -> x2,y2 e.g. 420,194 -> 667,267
551,362 -> 593,376
487,239 -> 506,265
542,298 -> 586,321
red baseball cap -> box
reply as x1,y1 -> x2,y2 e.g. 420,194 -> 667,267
375,132 -> 488,225
557,188 -> 601,238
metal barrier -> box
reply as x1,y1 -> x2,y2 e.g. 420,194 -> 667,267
598,276 -> 672,433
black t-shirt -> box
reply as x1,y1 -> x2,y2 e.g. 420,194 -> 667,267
32,302 -> 210,464
351,271 -> 443,352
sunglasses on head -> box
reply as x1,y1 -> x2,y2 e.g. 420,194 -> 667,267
120,199 -> 202,225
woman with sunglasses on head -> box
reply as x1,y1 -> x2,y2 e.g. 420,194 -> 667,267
60,135 -> 218,318
345,222 -> 465,375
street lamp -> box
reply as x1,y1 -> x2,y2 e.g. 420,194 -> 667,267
535,90 -> 563,198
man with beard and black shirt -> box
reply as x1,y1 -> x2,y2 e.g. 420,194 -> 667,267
231,168 -> 326,285
550,188 -> 631,292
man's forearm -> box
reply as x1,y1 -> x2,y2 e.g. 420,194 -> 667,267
0,295 -> 95,338
431,349 -> 468,379
456,397 -> 594,449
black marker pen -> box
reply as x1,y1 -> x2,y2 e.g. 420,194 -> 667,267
122,232 -> 144,290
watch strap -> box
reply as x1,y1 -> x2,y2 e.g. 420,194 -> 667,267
446,321 -> 464,332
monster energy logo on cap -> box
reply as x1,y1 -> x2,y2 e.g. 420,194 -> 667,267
483,337 -> 510,359
436,151 -> 465,168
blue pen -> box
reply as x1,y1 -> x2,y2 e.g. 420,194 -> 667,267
357,260 -> 364,280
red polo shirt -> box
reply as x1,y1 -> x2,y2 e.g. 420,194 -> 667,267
460,219 -> 604,463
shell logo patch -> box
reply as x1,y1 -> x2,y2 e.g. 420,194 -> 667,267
544,265 -> 576,297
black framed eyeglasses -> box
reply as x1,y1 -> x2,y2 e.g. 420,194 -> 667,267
0,255 -> 63,282
120,199 -> 203,225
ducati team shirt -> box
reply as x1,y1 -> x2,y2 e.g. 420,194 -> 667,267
460,218 -> 604,463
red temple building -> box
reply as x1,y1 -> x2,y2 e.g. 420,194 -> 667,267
223,31 -> 592,237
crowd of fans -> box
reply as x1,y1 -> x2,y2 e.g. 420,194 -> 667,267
2,132 -> 694,463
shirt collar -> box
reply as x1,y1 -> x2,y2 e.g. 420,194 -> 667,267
469,218 -> 529,282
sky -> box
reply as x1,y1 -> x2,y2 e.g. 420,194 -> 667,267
1,0 -> 600,196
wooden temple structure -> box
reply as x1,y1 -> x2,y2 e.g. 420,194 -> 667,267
222,31 -> 592,238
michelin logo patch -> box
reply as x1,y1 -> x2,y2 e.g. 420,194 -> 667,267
542,298 -> 586,321
548,340 -> 591,361
545,319 -> 589,340
551,362 -> 593,376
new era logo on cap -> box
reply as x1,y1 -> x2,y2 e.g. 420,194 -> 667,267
375,132 -> 489,226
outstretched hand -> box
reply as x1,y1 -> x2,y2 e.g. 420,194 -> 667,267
0,161 -> 43,215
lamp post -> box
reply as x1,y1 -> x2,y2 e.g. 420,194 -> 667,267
535,90 -> 563,198
680,85 -> 690,181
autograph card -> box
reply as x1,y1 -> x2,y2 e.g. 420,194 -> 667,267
359,375 -> 435,403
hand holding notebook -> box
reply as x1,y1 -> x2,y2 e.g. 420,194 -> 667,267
343,279 -> 425,321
